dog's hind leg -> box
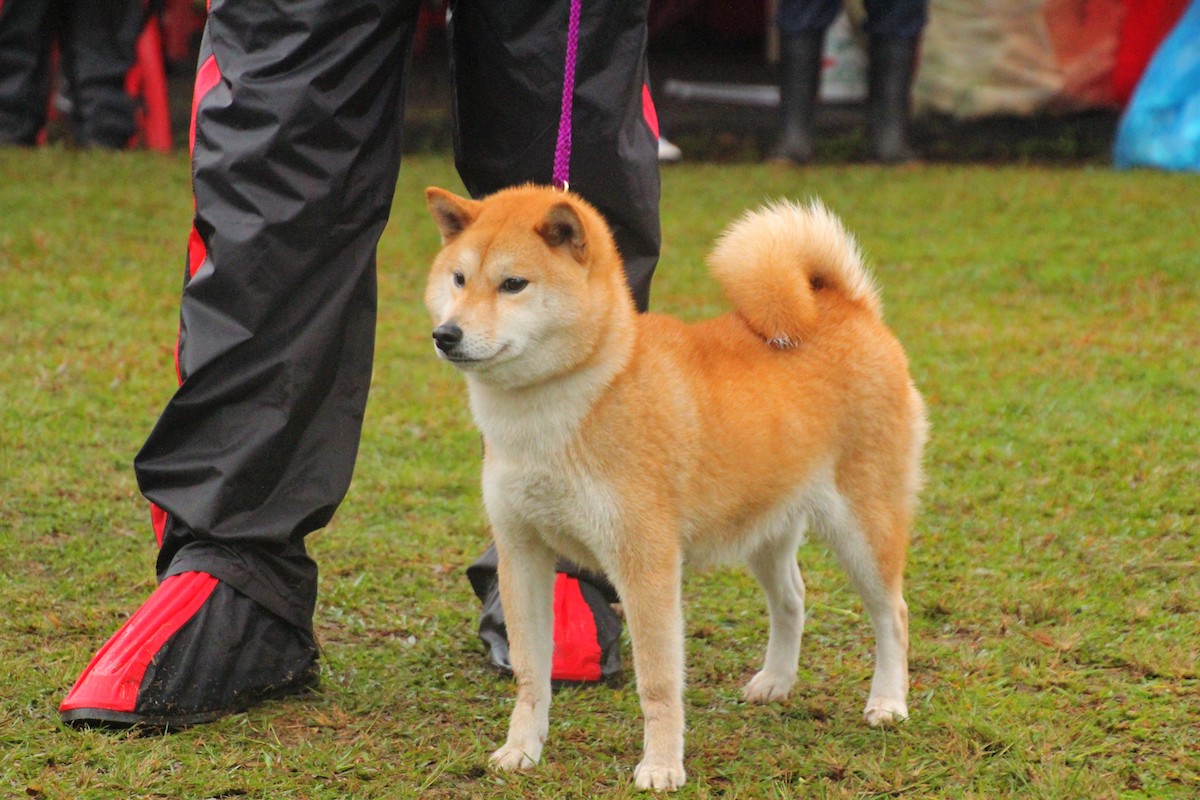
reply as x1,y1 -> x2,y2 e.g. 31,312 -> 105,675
489,536 -> 558,771
818,495 -> 910,726
743,527 -> 806,703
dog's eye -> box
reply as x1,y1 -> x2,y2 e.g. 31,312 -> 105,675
500,277 -> 529,294
452,271 -> 465,288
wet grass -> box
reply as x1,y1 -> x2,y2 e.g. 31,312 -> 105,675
1,149 -> 1197,798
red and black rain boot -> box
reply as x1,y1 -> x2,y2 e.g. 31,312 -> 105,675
467,546 -> 623,685
60,571 -> 319,730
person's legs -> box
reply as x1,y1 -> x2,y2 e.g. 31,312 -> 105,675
59,0 -> 142,147
449,0 -> 659,681
448,0 -> 660,309
61,0 -> 421,729
776,0 -> 842,34
769,0 -> 840,164
863,0 -> 927,163
0,0 -> 58,145
862,0 -> 927,40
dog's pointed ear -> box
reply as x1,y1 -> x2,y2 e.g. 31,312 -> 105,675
536,201 -> 587,264
426,187 -> 480,243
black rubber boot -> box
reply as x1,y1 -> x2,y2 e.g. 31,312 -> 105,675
768,31 -> 825,165
867,35 -> 919,164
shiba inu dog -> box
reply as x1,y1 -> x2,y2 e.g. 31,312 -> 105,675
423,184 -> 926,791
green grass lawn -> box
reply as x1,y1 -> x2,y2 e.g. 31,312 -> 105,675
1,149 -> 1197,799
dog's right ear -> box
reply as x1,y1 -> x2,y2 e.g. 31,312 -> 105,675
537,201 -> 588,264
426,187 -> 480,244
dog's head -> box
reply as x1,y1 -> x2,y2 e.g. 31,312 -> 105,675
424,184 -> 629,389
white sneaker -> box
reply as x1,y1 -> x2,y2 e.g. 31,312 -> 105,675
658,136 -> 683,163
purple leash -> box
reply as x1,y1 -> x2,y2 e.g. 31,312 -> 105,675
553,0 -> 582,191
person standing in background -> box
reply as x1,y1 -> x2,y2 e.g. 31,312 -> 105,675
0,0 -> 143,148
770,0 -> 927,164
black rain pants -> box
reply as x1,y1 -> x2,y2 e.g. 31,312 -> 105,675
133,0 -> 660,633
0,0 -> 142,146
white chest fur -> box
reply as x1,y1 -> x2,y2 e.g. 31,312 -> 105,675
482,452 -> 621,573
468,373 -> 622,572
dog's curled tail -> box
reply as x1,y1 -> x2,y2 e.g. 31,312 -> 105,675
707,199 -> 881,348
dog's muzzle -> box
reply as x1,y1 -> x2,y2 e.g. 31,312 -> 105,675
432,322 -> 464,354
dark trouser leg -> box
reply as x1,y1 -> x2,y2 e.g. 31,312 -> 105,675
775,0 -> 841,35
448,0 -> 661,310
59,0 -> 142,147
63,0 -> 421,729
863,0 -> 929,39
450,0 -> 658,681
141,0 -> 417,631
0,0 -> 56,144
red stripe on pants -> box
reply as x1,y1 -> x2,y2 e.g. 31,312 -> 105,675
152,52 -> 224,541
176,53 -> 222,383
641,84 -> 660,140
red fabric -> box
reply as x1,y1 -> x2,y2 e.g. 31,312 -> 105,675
550,574 -> 603,682
189,54 -> 221,157
1113,0 -> 1188,105
173,53 -> 222,381
185,223 -> 208,280
162,0 -> 206,64
1043,0 -> 1126,109
126,15 -> 172,152
150,503 -> 169,547
641,83 -> 660,140
60,572 -> 219,713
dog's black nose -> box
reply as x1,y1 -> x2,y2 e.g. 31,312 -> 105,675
432,323 -> 464,352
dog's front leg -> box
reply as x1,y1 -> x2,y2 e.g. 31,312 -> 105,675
489,535 -> 557,772
619,550 -> 687,791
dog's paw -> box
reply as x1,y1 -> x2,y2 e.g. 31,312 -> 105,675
742,670 -> 795,703
634,759 -> 687,791
489,742 -> 541,772
863,699 -> 908,727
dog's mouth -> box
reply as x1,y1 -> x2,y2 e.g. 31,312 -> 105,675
443,354 -> 485,365
439,343 -> 509,367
